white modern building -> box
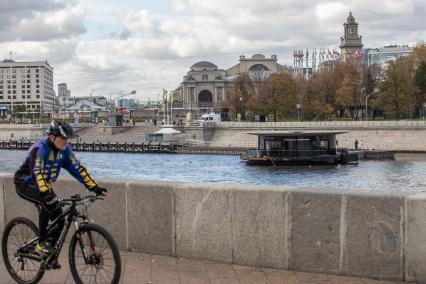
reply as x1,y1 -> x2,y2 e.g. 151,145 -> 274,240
0,59 -> 54,118
365,46 -> 413,67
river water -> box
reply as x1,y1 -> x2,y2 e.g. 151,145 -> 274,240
1,150 -> 426,192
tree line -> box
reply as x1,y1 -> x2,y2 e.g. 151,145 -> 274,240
222,43 -> 426,121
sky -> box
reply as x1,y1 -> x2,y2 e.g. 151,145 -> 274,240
0,0 -> 425,101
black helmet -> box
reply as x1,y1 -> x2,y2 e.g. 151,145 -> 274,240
47,120 -> 76,139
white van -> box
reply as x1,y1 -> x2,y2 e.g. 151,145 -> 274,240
198,113 -> 221,123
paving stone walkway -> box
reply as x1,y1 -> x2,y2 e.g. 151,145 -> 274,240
0,249 -> 406,284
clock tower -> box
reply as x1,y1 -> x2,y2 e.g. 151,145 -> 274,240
339,12 -> 363,60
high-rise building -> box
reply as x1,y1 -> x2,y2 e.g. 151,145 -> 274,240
57,83 -> 71,112
0,59 -> 54,117
339,12 -> 363,61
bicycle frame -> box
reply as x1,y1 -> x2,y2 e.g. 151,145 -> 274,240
16,195 -> 92,268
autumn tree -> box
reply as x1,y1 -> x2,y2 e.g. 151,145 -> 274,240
256,72 -> 297,121
416,61 -> 426,96
334,59 -> 364,118
377,57 -> 418,118
302,76 -> 334,120
222,73 -> 254,120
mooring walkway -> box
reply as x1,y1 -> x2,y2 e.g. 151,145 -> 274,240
0,249 -> 404,284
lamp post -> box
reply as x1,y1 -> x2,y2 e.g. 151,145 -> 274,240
298,104 -> 301,120
109,90 -> 136,125
237,89 -> 242,121
362,88 -> 379,120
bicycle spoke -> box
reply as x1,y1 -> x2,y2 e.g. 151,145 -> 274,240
4,221 -> 43,283
70,223 -> 121,284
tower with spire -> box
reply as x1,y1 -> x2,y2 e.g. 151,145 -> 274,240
339,12 -> 363,61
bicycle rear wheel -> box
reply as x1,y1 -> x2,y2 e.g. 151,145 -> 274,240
1,217 -> 44,284
69,223 -> 121,284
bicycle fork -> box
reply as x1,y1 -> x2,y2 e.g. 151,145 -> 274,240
74,220 -> 97,265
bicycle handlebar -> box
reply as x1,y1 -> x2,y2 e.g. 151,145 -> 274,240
59,192 -> 104,206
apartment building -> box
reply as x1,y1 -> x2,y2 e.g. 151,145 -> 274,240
0,59 -> 54,118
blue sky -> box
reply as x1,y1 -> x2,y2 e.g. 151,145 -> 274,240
0,0 -> 425,100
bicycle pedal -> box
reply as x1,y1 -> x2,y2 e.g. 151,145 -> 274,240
51,260 -> 62,270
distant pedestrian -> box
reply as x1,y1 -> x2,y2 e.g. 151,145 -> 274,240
336,139 -> 338,148
359,139 -> 363,150
355,139 -> 359,150
132,119 -> 135,126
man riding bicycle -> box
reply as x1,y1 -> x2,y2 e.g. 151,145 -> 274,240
13,120 -> 107,258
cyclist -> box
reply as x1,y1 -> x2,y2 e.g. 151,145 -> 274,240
13,120 -> 107,257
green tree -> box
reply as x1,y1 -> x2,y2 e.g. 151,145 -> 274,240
12,105 -> 26,114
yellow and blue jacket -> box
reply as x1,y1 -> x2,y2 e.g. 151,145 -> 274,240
14,138 -> 97,192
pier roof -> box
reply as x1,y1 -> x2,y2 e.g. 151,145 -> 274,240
245,130 -> 347,136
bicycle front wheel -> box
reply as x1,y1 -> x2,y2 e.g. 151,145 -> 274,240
1,217 -> 44,284
69,223 -> 121,284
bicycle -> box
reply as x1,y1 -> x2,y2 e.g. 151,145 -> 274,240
1,192 -> 122,284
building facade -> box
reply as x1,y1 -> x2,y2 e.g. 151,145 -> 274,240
339,12 -> 363,61
0,59 -> 54,118
175,54 -> 288,114
57,83 -> 72,112
364,46 -> 413,67
64,96 -> 108,114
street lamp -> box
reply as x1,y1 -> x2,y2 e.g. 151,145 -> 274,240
237,89 -> 242,121
296,104 -> 301,120
109,90 -> 137,125
362,88 -> 379,120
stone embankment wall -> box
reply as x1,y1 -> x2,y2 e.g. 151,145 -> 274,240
186,121 -> 426,151
1,173 -> 426,282
0,123 -> 89,141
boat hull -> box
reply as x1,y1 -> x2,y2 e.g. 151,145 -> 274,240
242,155 -> 338,165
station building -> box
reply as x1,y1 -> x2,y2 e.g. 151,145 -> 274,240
175,54 -> 289,115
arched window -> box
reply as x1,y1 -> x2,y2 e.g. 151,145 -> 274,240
249,64 -> 269,71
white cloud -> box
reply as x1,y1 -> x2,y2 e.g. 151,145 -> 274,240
315,2 -> 348,21
0,0 -> 86,41
1,0 -> 426,99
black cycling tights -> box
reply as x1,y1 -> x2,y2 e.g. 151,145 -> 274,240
15,184 -> 64,243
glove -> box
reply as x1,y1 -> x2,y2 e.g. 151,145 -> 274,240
41,190 -> 58,205
93,186 -> 108,196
